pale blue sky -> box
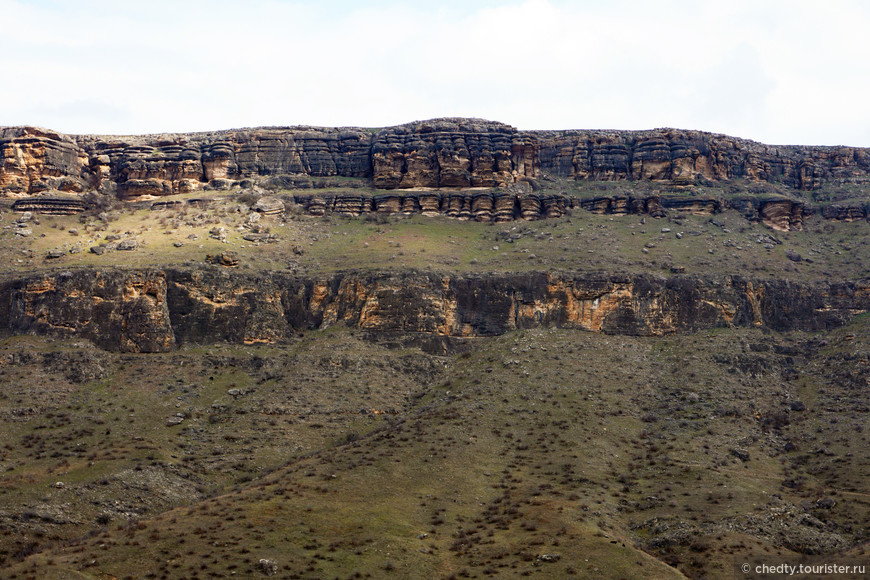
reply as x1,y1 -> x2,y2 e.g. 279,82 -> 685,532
3,0 -> 870,146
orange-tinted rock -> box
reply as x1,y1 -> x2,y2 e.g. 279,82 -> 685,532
5,120 -> 870,200
2,270 -> 866,351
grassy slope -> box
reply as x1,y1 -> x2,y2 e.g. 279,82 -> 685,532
1,183 -> 869,578
2,316 -> 869,578
0,190 -> 868,283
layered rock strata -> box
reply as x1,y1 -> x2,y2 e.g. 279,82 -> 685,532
370,119 -> 536,188
5,120 -> 870,197
0,268 -> 866,352
533,128 -> 870,190
11,196 -> 86,214
290,191 -> 810,230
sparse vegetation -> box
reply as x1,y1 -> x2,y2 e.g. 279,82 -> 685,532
0,177 -> 869,578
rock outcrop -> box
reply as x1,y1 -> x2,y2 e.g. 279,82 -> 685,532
11,195 -> 86,215
290,191 -> 810,229
820,204 -> 870,222
4,121 -> 870,198
533,128 -> 870,190
0,270 -> 174,352
0,268 -> 866,352
0,127 -> 89,195
370,119 -> 536,188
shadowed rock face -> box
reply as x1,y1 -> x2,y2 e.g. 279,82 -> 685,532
0,268 -> 866,352
291,191 -> 811,229
0,270 -> 174,352
532,128 -> 870,190
4,120 -> 870,197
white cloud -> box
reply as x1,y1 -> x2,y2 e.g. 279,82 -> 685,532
2,0 -> 870,145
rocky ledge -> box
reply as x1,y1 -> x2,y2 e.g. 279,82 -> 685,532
4,120 -> 870,198
0,268 -> 867,352
291,191 -> 817,230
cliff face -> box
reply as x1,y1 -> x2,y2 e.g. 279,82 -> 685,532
370,119 -> 536,188
291,191 -> 811,230
534,128 -> 870,189
3,120 -> 870,197
0,127 -> 89,194
0,270 -> 174,352
77,126 -> 374,198
1,269 -> 866,352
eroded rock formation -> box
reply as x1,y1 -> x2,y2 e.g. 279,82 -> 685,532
0,268 -> 866,352
0,270 -> 174,352
370,119 -> 536,188
290,191 -> 808,229
4,120 -> 870,198
533,128 -> 870,190
11,196 -> 86,215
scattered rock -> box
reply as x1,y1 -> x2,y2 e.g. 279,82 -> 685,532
253,196 -> 285,215
166,416 -> 184,426
117,240 -> 138,251
730,448 -> 751,462
789,400 -> 806,412
258,559 -> 278,576
207,250 -> 239,267
815,498 -> 836,509
537,554 -> 561,563
45,249 -> 65,259
90,245 -> 107,255
242,233 -> 279,243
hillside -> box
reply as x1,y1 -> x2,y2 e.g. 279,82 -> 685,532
0,119 -> 868,579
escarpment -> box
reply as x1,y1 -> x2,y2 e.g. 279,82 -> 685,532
4,120 -> 870,199
0,269 -> 867,352
533,128 -> 870,189
289,191 -> 808,230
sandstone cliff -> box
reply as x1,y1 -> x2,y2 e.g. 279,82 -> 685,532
4,120 -> 870,198
1,268 -> 866,352
291,190 -> 812,230
533,128 -> 870,189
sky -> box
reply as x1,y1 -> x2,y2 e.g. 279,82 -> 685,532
3,0 -> 870,146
